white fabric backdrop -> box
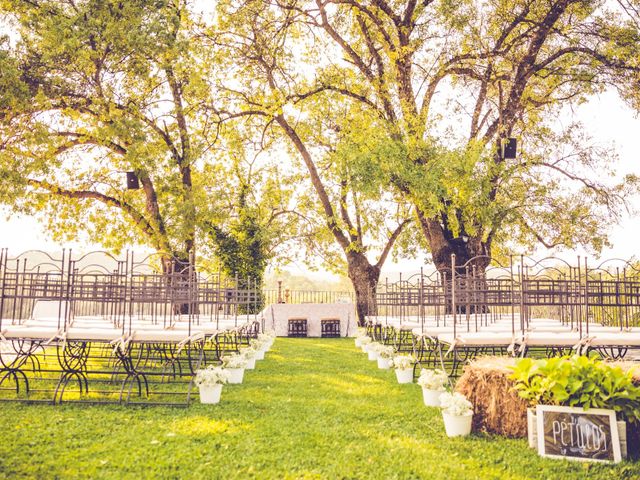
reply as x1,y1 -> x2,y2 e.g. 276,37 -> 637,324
262,303 -> 356,337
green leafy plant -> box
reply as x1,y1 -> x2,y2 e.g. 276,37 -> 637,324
510,355 -> 640,423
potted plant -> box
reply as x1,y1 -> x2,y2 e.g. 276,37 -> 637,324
355,335 -> 368,348
374,344 -> 395,369
417,369 -> 449,407
258,333 -> 274,351
440,392 -> 474,437
390,355 -> 415,384
359,336 -> 373,353
355,328 -> 367,347
194,365 -> 230,404
221,353 -> 248,384
510,355 -> 640,457
250,339 -> 266,360
367,341 -> 381,361
240,346 -> 258,370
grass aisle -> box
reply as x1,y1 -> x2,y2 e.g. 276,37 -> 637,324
0,338 -> 639,479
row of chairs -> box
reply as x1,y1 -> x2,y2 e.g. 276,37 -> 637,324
0,299 -> 261,405
364,316 -> 640,378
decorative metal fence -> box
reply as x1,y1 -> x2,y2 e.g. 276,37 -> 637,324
262,289 -> 354,305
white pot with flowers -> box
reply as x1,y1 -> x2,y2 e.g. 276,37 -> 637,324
417,369 -> 449,407
374,345 -> 395,369
439,392 -> 474,437
390,355 -> 415,383
240,347 -> 258,370
367,342 -> 381,361
258,333 -> 274,351
221,354 -> 248,384
359,336 -> 373,353
194,365 -> 230,404
355,328 -> 367,347
250,339 -> 266,360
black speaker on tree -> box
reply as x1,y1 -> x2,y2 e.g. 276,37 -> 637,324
502,138 -> 517,159
126,172 -> 140,189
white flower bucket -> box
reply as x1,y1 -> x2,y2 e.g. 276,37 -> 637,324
442,412 -> 473,437
255,349 -> 265,361
367,349 -> 378,361
226,368 -> 245,384
422,387 -> 442,407
199,384 -> 223,404
362,343 -> 371,353
395,368 -> 413,384
245,357 -> 257,370
377,357 -> 391,369
355,337 -> 363,348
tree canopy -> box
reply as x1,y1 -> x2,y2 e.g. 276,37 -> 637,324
1,0 -> 640,316
210,0 -> 640,271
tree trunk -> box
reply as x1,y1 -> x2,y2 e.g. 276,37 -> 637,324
347,252 -> 381,326
416,210 -> 492,314
161,253 -> 198,315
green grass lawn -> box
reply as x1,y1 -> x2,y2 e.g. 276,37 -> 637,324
0,338 -> 639,479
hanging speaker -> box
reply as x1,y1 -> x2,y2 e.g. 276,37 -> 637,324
126,171 -> 140,189
502,138 -> 517,159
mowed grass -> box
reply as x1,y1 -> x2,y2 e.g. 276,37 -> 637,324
1,338 -> 639,479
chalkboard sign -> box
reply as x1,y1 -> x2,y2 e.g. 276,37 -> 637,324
536,405 -> 621,463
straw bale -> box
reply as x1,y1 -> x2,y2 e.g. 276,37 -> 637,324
455,356 -> 527,438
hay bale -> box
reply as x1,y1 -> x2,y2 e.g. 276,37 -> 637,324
455,356 -> 527,438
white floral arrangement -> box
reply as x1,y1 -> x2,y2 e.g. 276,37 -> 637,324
194,365 -> 230,387
221,353 -> 248,369
240,346 -> 257,359
356,327 -> 366,336
359,336 -> 373,345
258,333 -> 273,343
439,392 -> 473,416
368,341 -> 382,352
389,355 -> 414,370
417,369 -> 449,391
250,338 -> 265,350
372,344 -> 395,359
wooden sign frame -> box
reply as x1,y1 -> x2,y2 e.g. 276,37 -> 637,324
536,405 -> 622,463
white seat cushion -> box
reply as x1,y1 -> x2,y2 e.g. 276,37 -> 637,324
437,332 -> 517,346
589,333 -> 640,347
2,325 -> 61,340
519,332 -> 581,347
129,330 -> 197,343
65,328 -> 125,341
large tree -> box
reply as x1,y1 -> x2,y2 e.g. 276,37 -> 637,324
219,0 -> 640,279
0,0 -> 210,271
211,1 -> 414,322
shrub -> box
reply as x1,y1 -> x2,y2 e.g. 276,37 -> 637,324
510,355 -> 640,423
